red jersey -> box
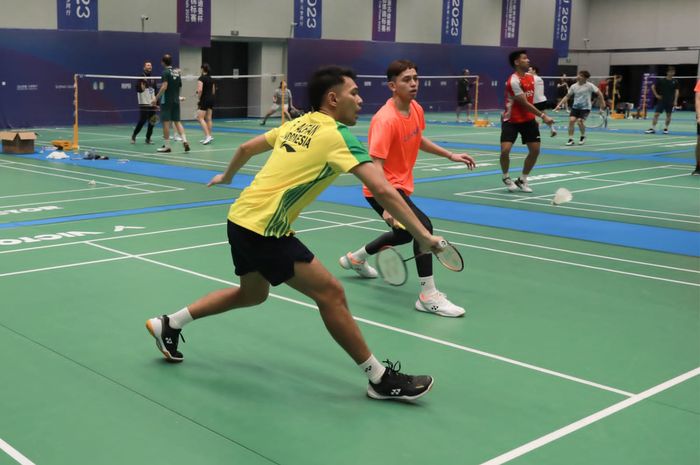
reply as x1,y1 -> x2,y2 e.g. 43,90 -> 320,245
503,72 -> 535,123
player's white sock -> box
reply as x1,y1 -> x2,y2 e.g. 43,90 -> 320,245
164,138 -> 171,148
520,174 -> 528,182
359,355 -> 386,384
168,307 -> 193,329
420,276 -> 437,296
350,246 -> 369,262
502,172 -> 510,180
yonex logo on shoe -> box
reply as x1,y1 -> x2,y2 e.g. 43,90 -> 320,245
364,366 -> 372,372
165,337 -> 173,344
391,389 -> 401,395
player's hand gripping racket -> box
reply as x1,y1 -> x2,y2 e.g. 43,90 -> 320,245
375,240 -> 464,286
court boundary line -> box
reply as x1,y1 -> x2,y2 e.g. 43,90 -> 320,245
1,212 -> 696,281
453,193 -> 700,225
82,240 -> 635,397
479,367 -> 700,465
453,164 -> 677,196
0,438 -> 35,465
308,210 -> 700,281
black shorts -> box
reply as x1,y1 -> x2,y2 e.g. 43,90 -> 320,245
458,98 -> 472,106
654,102 -> 673,114
227,221 -> 314,286
500,120 -> 541,144
198,99 -> 214,111
570,108 -> 591,120
534,101 -> 550,111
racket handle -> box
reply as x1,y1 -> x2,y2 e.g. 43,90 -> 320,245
438,239 -> 447,248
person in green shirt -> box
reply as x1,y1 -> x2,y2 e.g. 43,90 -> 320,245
152,53 -> 190,153
645,66 -> 680,135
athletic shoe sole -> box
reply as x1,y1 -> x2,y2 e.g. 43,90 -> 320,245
146,318 -> 183,363
366,377 -> 435,401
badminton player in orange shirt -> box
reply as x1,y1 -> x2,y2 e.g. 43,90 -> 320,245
339,59 -> 476,317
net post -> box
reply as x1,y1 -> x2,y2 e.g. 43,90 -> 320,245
72,73 -> 79,152
473,75 -> 479,122
280,78 -> 287,125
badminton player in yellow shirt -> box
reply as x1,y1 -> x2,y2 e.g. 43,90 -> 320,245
146,66 -> 447,401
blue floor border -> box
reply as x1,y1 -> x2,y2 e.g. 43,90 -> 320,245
3,153 -> 699,257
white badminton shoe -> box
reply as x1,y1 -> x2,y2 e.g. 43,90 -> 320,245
415,292 -> 465,317
339,253 -> 378,278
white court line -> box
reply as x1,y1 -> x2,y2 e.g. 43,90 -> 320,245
480,367 -> 700,465
454,193 -> 700,225
454,164 -> 676,196
587,178 -> 700,191
83,240 -> 634,397
307,210 -> 700,278
0,184 -> 146,200
578,136 -> 689,148
592,139 -> 697,152
0,220 -> 375,278
0,188 -> 182,211
2,210 -> 696,280
513,172 -> 693,202
0,160 -> 185,191
64,145 -> 266,173
0,438 -> 35,465
0,163 -> 155,193
0,222 -> 224,255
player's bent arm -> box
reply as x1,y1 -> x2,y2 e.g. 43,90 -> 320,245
351,162 -> 441,253
420,137 -> 476,168
196,81 -> 203,98
208,135 -> 273,186
696,91 -> 700,123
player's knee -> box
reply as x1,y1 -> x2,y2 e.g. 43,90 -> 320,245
319,278 -> 346,307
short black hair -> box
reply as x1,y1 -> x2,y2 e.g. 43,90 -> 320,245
201,63 -> 210,74
308,66 -> 357,111
162,54 -> 172,66
667,65 -> 676,72
579,70 -> 591,79
386,59 -> 417,81
530,66 -> 539,74
508,50 -> 527,68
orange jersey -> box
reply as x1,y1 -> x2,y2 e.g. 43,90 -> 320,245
695,79 -> 700,93
362,98 -> 426,197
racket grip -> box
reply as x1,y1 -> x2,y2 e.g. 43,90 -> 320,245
438,239 -> 447,248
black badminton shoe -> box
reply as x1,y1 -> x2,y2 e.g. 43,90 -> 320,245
146,315 -> 185,362
367,360 -> 433,401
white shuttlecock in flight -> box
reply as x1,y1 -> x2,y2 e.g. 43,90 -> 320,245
552,187 -> 573,205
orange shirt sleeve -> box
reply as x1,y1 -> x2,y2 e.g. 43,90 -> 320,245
368,116 -> 394,160
695,80 -> 700,93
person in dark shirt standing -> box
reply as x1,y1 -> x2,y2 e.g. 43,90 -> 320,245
196,63 -> 216,145
131,61 -> 157,144
455,69 -> 472,123
645,66 -> 680,135
153,53 -> 190,153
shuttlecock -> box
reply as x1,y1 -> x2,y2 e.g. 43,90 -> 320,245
88,180 -> 96,186
551,187 -> 573,205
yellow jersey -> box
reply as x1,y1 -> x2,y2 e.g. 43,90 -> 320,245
228,112 -> 371,237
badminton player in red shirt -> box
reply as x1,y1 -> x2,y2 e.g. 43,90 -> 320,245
500,50 -> 554,193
